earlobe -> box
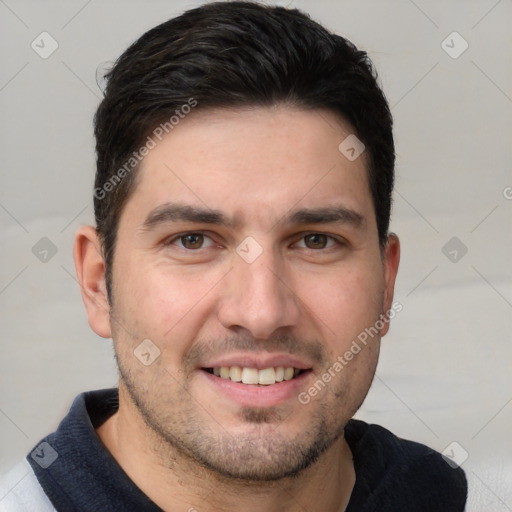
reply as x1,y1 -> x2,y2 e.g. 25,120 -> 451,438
380,233 -> 400,337
73,225 -> 112,339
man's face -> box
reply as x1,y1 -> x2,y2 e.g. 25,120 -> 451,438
105,106 -> 399,480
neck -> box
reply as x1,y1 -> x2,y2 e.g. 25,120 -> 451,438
96,386 -> 355,512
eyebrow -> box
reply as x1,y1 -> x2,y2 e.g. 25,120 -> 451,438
286,206 -> 365,228
140,203 -> 365,231
141,204 -> 235,230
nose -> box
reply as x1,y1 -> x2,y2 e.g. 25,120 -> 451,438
217,247 -> 301,340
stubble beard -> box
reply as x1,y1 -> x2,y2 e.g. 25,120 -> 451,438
117,359 -> 355,483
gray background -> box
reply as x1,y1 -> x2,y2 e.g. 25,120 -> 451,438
1,0 -> 511,509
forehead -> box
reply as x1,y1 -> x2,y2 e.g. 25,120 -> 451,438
123,106 -> 374,230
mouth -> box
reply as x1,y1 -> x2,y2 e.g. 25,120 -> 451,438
197,355 -> 315,407
203,366 -> 309,386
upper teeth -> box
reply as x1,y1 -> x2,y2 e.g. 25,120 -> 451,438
212,366 -> 299,385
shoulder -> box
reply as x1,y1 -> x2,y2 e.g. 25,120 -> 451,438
0,460 -> 56,512
345,419 -> 467,511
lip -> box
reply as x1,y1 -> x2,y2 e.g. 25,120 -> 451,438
200,353 -> 313,371
198,368 -> 313,408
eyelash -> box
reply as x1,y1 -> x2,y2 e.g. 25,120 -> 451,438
165,232 -> 344,251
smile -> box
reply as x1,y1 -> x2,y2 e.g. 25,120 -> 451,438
204,366 -> 306,385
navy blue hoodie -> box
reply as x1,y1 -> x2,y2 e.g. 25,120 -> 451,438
11,388 -> 467,511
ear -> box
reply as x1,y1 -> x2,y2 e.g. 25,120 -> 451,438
380,233 -> 400,337
74,225 -> 112,338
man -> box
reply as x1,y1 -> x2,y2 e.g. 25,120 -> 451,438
1,1 -> 467,510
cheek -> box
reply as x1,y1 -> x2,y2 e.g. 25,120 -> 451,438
113,258 -> 223,343
298,263 -> 384,350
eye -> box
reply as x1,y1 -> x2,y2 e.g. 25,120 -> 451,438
169,233 -> 215,250
296,233 -> 338,250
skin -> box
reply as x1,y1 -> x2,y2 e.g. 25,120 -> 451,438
74,106 -> 400,512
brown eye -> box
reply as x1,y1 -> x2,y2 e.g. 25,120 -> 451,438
180,233 -> 204,249
303,234 -> 328,249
